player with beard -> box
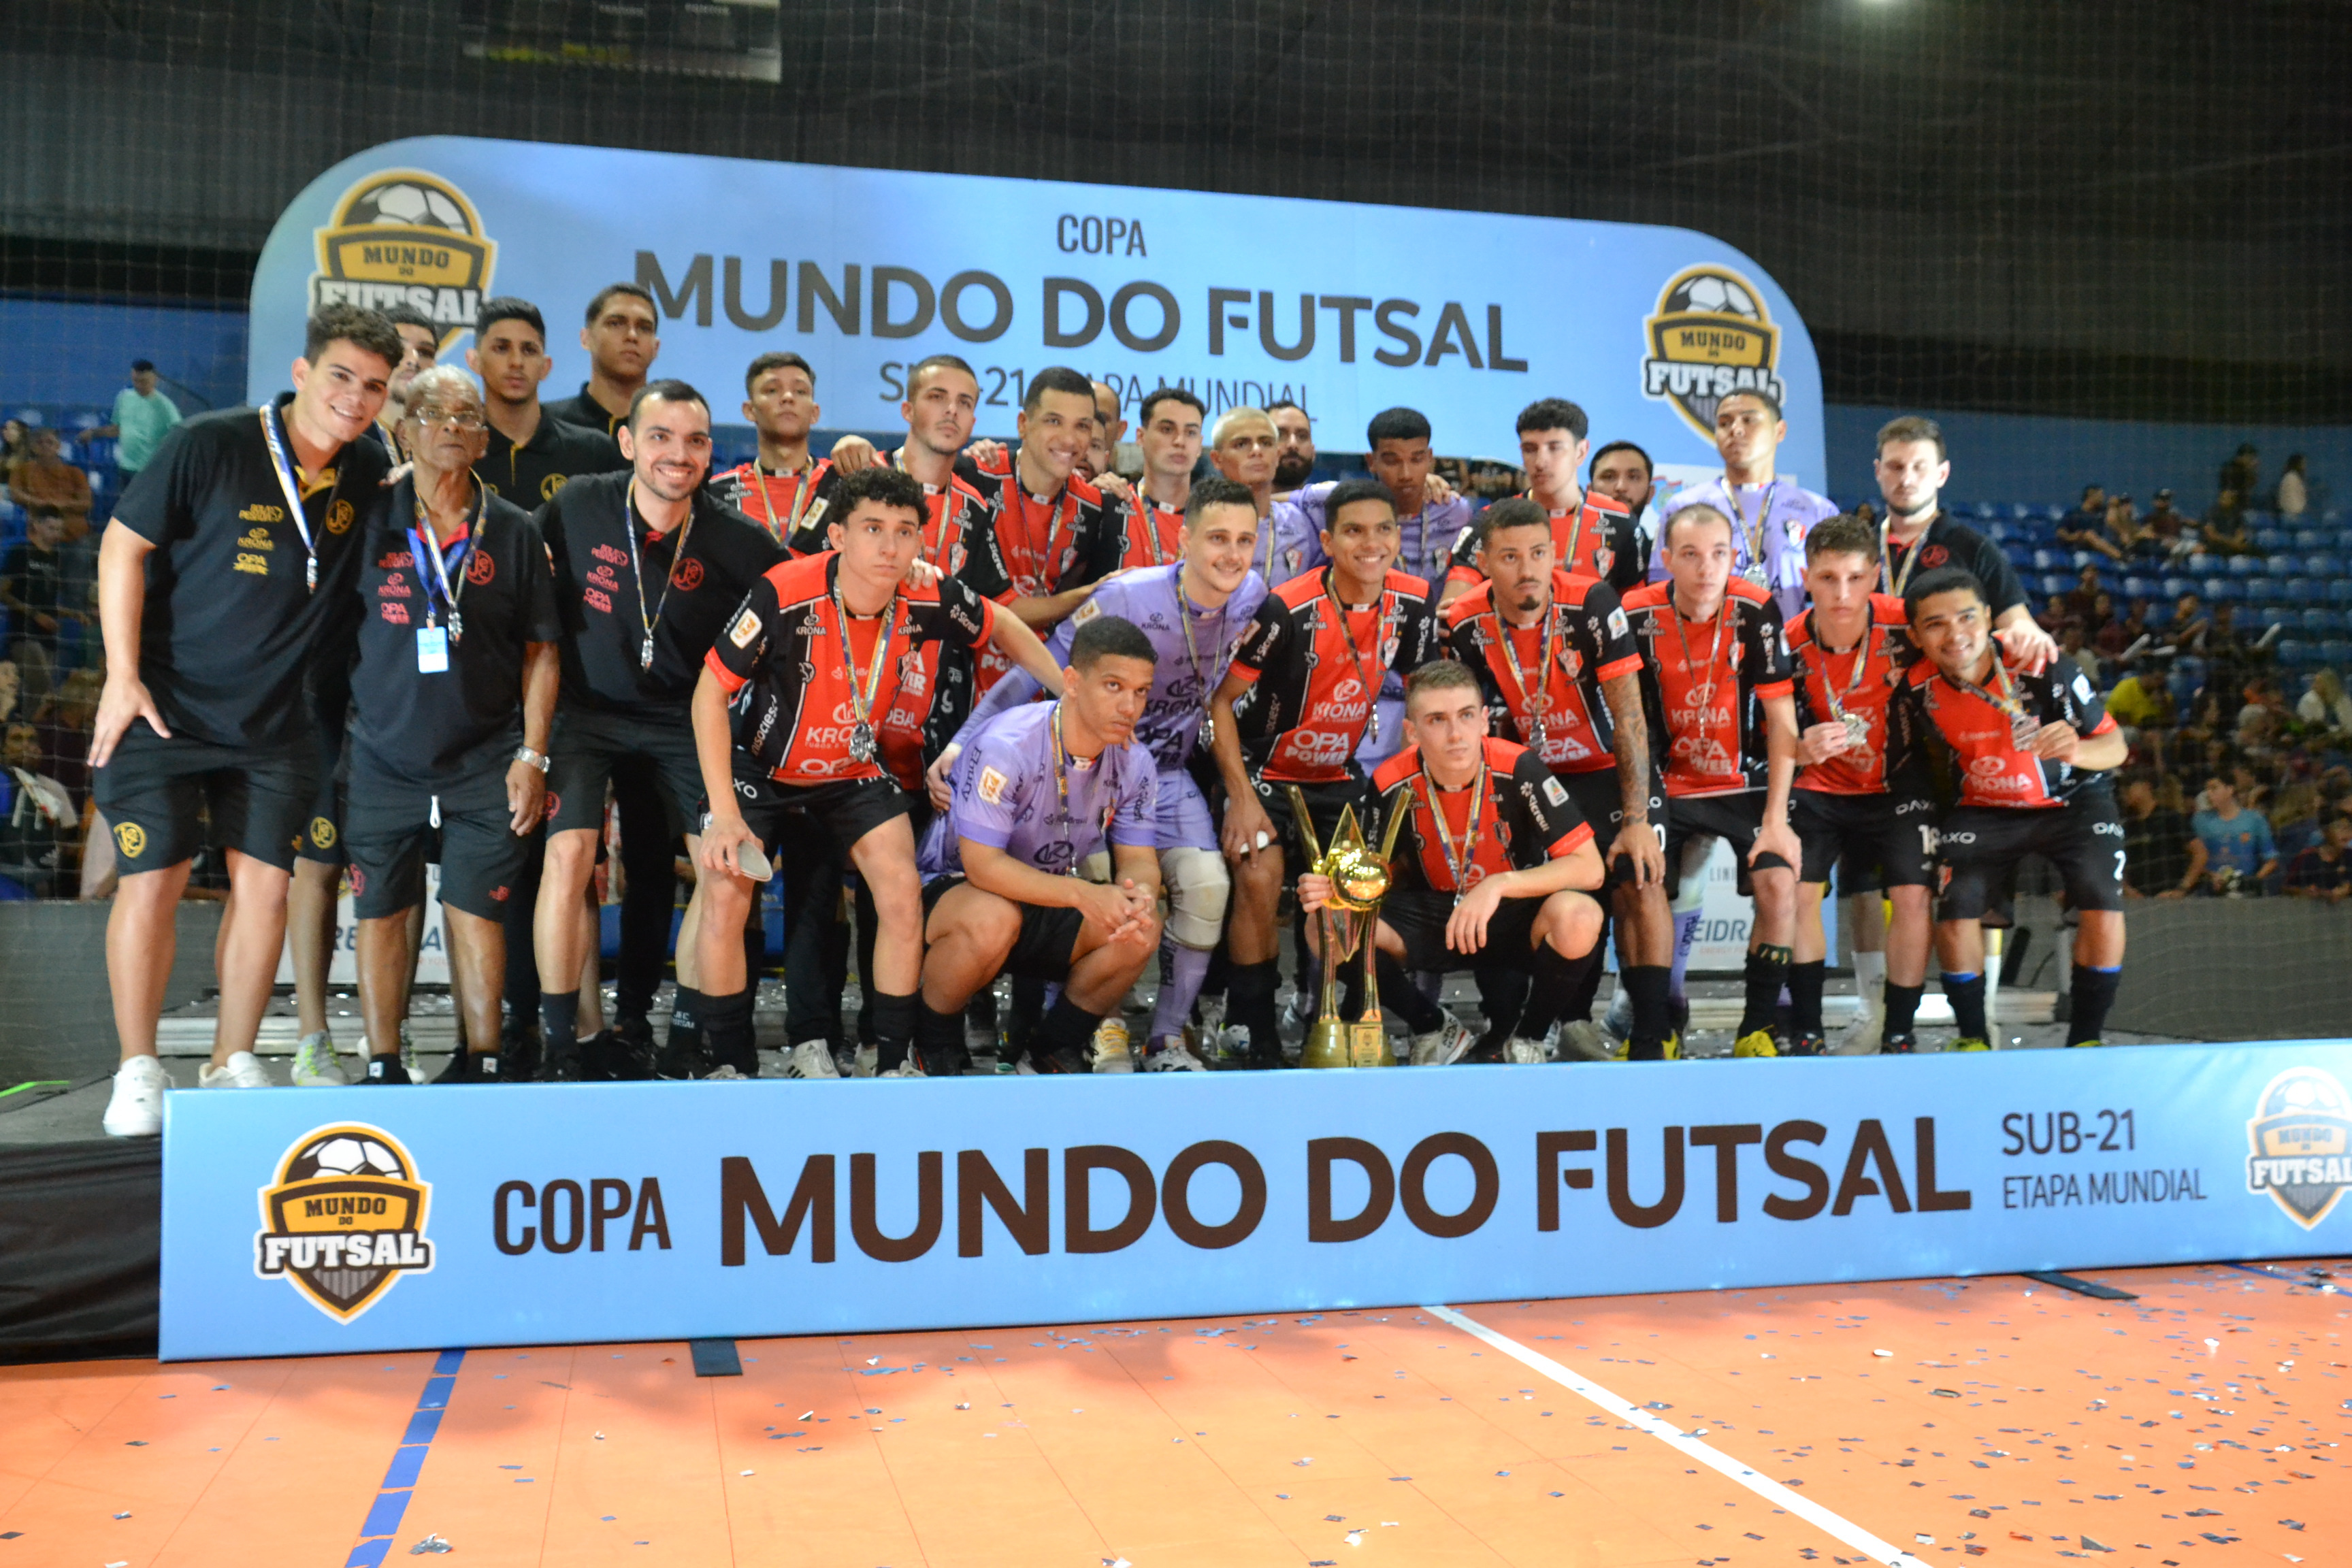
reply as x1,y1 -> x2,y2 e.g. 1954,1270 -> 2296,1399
1298,660 -> 1606,1065
1439,399 -> 1641,608
913,615 -> 1163,1075
694,466 -> 1064,1078
1443,498 -> 1667,1060
1268,398 -> 1316,499
1107,387 -> 1205,572
1896,568 -> 2127,1050
1872,415 -> 2055,668
1589,440 -> 1655,519
1619,504 -> 1801,1061
547,282 -> 658,436
951,476 -> 1268,1071
706,352 -> 841,554
1207,477 -> 1441,1068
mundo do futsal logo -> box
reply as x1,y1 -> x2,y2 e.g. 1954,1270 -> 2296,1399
255,1124 -> 436,1320
2244,1066 -> 2352,1229
310,169 -> 498,351
1640,264 -> 1786,443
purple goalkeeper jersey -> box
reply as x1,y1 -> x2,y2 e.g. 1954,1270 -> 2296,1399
919,700 -> 1158,879
1290,479 -> 1471,586
1646,476 -> 1839,624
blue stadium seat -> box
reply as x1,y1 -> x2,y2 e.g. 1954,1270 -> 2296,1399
2244,509 -> 2276,527
2277,638 -> 2312,667
2042,504 -> 2067,523
2287,577 -> 2322,604
2225,554 -> 2261,576
2002,543 -> 2034,569
2259,606 -> 2297,631
2296,529 -> 2329,550
1971,502 -> 1996,521
2324,639 -> 2352,668
1984,519 -> 2012,542
2266,553 -> 2298,576
2143,600 -> 2173,628
2332,580 -> 2352,605
2038,574 -> 2073,598
2121,575 -> 2158,600
2010,503 -> 2036,521
2304,608 -> 2340,634
2307,553 -> 2342,577
2161,576 -> 2197,601
2186,552 -> 2218,574
2033,549 -> 2063,572
2203,577 -> 2239,602
2254,528 -> 2287,551
2244,578 -> 2281,604
2324,510 -> 2345,525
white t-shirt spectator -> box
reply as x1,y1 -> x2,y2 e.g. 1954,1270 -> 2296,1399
2276,467 -> 2307,519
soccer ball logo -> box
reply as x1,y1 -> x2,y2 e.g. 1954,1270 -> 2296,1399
289,1134 -> 408,1182
1663,273 -> 1759,321
2246,1066 -> 2352,1228
341,178 -> 476,235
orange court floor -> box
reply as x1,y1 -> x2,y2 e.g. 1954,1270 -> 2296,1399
2,1260 -> 2346,1568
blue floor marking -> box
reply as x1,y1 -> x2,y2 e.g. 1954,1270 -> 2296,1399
345,1348 -> 466,1567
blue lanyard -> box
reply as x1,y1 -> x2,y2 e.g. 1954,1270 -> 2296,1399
408,492 -> 478,638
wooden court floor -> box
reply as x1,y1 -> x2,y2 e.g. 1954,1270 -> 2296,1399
3,1260 -> 2345,1567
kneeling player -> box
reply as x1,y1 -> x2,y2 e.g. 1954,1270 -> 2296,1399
1299,660 -> 1605,1065
1898,567 -> 2128,1049
915,616 -> 1164,1075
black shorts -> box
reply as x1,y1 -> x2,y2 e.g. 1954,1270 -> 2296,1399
1382,887 -> 1544,976
921,875 -> 1085,982
92,724 -> 316,875
1792,788 -> 1936,894
344,791 -> 532,922
1663,790 -> 1793,900
1561,766 -> 1667,887
721,770 -> 911,856
545,704 -> 702,839
1250,772 -> 1362,871
1936,789 -> 2126,921
296,722 -> 347,867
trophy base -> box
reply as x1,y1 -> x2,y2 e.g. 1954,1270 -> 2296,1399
1301,1019 -> 1352,1071
1348,1019 -> 1391,1067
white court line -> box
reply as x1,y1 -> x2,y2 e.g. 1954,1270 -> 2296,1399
1425,1303 -> 1931,1568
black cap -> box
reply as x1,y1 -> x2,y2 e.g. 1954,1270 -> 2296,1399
130,359 -> 155,374
2155,487 -> 2173,501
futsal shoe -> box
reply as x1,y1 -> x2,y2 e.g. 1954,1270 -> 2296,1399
1732,1029 -> 1781,1058
1409,1013 -> 1477,1066
1782,1032 -> 1827,1058
1949,1036 -> 1991,1052
2066,1038 -> 2106,1049
291,1032 -> 349,1086
539,1038 -> 586,1082
357,1054 -> 411,1085
1880,1032 -> 1918,1055
102,1055 -> 168,1137
852,1044 -> 880,1079
1617,1030 -> 1683,1062
1143,1036 -> 1208,1072
497,1022 -> 542,1081
1556,1019 -> 1613,1062
1502,1036 -> 1550,1065
652,1032 -> 708,1081
705,1063 -> 753,1081
1600,985 -> 1634,1043
199,1050 -> 274,1089
1091,1016 -> 1137,1073
783,1040 -> 841,1079
1835,998 -> 1885,1056
917,1040 -> 969,1078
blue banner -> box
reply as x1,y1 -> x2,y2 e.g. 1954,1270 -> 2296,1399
161,1043 -> 2352,1361
246,136 -> 1825,476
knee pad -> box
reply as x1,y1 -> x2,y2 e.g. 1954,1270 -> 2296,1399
1670,836 -> 1714,915
1159,846 -> 1230,949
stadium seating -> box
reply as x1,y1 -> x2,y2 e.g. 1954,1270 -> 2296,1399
2278,638 -> 2310,666
2332,580 -> 2352,604
2202,577 -> 2238,602
2225,554 -> 2261,576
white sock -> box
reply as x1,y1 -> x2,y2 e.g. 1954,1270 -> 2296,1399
1853,949 -> 1887,1013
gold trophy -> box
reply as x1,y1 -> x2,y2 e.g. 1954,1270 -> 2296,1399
1288,783 -> 1415,1068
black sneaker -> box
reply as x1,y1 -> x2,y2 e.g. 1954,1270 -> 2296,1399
1881,1032 -> 1918,1055
476,1053 -> 503,1082
653,1032 -> 709,1080
540,1037 -> 585,1082
1782,1032 -> 1827,1057
431,1050 -> 476,1085
359,1055 -> 410,1085
612,1011 -> 655,1052
498,1025 -> 542,1082
916,1041 -> 968,1079
1030,1042 -> 1090,1075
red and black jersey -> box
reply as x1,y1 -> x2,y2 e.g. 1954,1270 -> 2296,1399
1368,738 -> 1593,896
706,553 -> 998,787
965,467 -> 1122,603
1109,489 -> 1188,573
1897,654 -> 2117,810
1620,577 -> 1793,798
1444,491 -> 1643,595
1788,594 -> 1915,797
1443,570 -> 1641,777
875,452 -> 1006,592
1227,566 -> 1437,783
706,457 -> 840,556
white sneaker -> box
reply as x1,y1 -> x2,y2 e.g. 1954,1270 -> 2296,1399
1833,1007 -> 1886,1056
1144,1037 -> 1209,1072
291,1031 -> 348,1086
1409,1013 -> 1477,1066
879,1058 -> 925,1079
1091,1016 -> 1136,1073
783,1039 -> 841,1079
852,1044 -> 879,1079
399,1023 -> 425,1084
1503,1036 -> 1550,1065
103,1055 -> 169,1137
1192,991 -> 1228,1037
703,1063 -> 750,1081
199,1049 -> 274,1089
1601,985 -> 1635,1043
1556,1019 -> 1612,1062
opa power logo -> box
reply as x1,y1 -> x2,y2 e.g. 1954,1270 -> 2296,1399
1640,265 -> 1786,442
255,1124 -> 436,1321
2245,1066 -> 2352,1229
310,169 -> 498,349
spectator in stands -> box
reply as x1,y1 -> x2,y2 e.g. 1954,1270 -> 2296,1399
2063,564 -> 2106,624
1,508 -> 82,701
2094,593 -> 2137,662
91,360 -> 183,493
2142,488 -> 2191,550
2120,773 -> 2194,898
2282,813 -> 2352,900
2269,781 -> 2325,875
0,419 -> 29,472
30,666 -> 99,808
2204,601 -> 2255,690
2106,666 -> 2170,734
2219,442 -> 2259,503
2296,668 -> 2352,735
2276,453 -> 2309,520
0,719 -> 72,898
2103,495 -> 2149,559
2057,619 -> 2100,687
2202,489 -> 2253,556
2057,483 -> 2106,540
2185,772 -> 2277,894
7,427 -> 92,532
2057,503 -> 2124,562
0,659 -> 15,724
2168,591 -> 2210,649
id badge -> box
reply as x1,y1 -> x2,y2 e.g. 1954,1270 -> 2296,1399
416,626 -> 450,673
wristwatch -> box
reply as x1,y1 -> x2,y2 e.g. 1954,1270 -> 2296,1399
514,746 -> 551,773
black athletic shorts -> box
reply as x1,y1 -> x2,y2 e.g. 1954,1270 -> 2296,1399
1561,766 -> 1667,887
93,724 -> 316,875
1793,787 -> 1936,894
297,721 -> 346,867
921,875 -> 1085,982
1935,789 -> 2126,921
1382,887 -> 1543,976
717,770 -> 911,857
545,704 -> 702,839
1249,772 -> 1362,872
1663,790 -> 1793,900
344,787 -> 532,922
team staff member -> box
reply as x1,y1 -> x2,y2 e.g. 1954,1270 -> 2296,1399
1439,399 -> 1642,606
1206,406 -> 1320,587
547,282 -> 659,435
693,467 -> 1064,1078
1108,387 -> 1207,571
1267,398 -> 1316,497
91,304 -> 401,1137
1648,389 -> 1835,625
1897,567 -> 2129,1051
1299,659 -> 1606,1066
1588,440 -> 1655,519
532,380 -> 783,1079
365,302 -> 440,463
1872,414 -> 2057,672
1784,516 -> 1933,1056
1208,476 -> 1439,1068
915,617 -> 1164,1076
1443,498 -> 1665,1058
470,297 -> 626,508
708,351 -> 843,554
1621,504 -> 1801,1062
335,366 -> 561,1085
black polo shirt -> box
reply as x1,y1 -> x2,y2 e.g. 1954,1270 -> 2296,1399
545,385 -> 627,438
112,394 -> 389,749
1881,511 -> 2027,617
477,410 -> 625,512
344,476 -> 560,804
538,470 -> 784,719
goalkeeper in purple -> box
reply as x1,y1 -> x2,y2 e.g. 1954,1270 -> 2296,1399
945,475 -> 1269,1068
914,615 -> 1164,1076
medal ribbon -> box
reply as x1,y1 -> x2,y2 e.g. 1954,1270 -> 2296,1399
1495,596 -> 1562,746
1878,515 -> 1931,598
831,568 -> 902,749
749,457 -> 823,542
623,484 -> 697,671
1322,569 -> 1391,741
1942,655 -> 2031,730
1816,602 -> 1876,727
1724,476 -> 1779,579
1419,758 -> 1488,896
258,403 -> 333,593
1668,597 -> 1733,766
1004,478 -> 1076,594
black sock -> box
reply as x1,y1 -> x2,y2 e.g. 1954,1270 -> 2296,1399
917,1000 -> 966,1069
1375,951 -> 1445,1034
1739,948 -> 1791,1039
1228,960 -> 1284,1056
2068,965 -> 2121,1045
1942,972 -> 1987,1041
1787,960 -> 1827,1036
1883,981 -> 1924,1039
702,987 -> 755,1072
540,991 -> 579,1051
668,985 -> 702,1038
1565,932 -> 1608,1023
1516,943 -> 1596,1042
1624,964 -> 1672,1049
870,990 -> 917,1071
1036,992 -> 1102,1068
